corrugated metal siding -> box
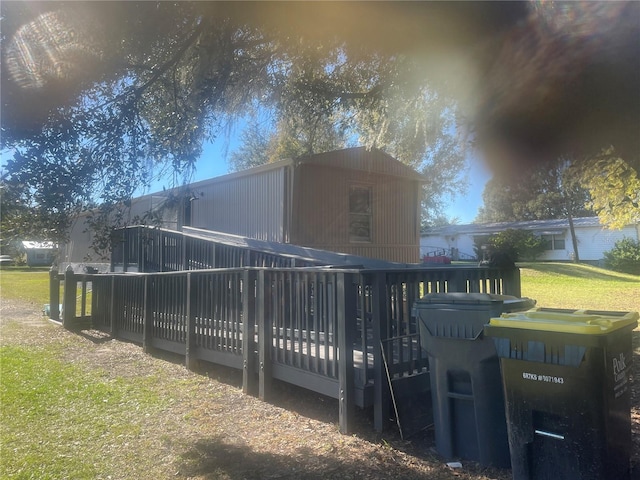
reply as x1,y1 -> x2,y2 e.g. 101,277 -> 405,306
291,163 -> 420,263
64,213 -> 94,263
191,166 -> 286,242
129,196 -> 179,229
64,197 -> 181,263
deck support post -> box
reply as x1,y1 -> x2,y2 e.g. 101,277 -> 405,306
62,265 -> 77,330
109,275 -> 118,338
138,227 -> 145,272
49,265 -> 60,321
257,270 -> 272,401
242,270 -> 258,396
338,273 -> 357,434
159,231 -> 165,272
502,267 -> 522,297
372,272 -> 391,432
451,269 -> 468,292
80,278 -> 87,319
185,272 -> 198,370
142,276 -> 154,353
182,236 -> 188,271
90,276 -> 99,326
122,231 -> 129,273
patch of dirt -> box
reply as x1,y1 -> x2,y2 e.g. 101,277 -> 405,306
2,299 -> 639,479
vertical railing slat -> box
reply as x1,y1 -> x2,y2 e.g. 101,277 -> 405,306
338,272 -> 357,434
242,270 -> 257,396
258,270 -> 271,400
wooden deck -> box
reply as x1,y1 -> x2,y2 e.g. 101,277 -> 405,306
51,226 -> 523,435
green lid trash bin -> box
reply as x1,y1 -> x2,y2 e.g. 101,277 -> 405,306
484,308 -> 638,480
413,293 -> 535,468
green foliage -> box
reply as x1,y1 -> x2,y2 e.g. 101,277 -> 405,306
476,157 -> 593,223
603,237 -> 640,275
229,84 -> 468,226
478,148 -> 639,231
475,229 -> 546,263
575,147 -> 640,229
228,115 -> 348,172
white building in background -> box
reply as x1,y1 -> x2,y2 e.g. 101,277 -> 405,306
21,241 -> 57,266
421,217 -> 640,263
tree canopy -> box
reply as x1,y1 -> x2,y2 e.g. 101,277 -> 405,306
477,148 -> 640,229
575,147 -> 640,229
476,156 -> 593,223
1,1 -> 639,245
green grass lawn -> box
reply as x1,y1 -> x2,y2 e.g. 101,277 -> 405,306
0,345 -> 167,479
1,262 -> 638,478
518,262 -> 640,313
0,267 -> 51,306
0,267 -> 92,315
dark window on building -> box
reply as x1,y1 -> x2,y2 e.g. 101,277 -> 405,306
183,197 -> 193,227
541,234 -> 565,250
349,185 -> 372,242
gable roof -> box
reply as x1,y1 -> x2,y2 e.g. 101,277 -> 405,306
135,147 -> 425,203
422,217 -> 611,237
296,147 -> 426,182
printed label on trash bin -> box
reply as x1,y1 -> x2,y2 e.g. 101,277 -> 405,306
613,352 -> 628,399
522,372 -> 564,384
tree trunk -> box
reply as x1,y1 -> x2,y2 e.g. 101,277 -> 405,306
567,210 -> 580,262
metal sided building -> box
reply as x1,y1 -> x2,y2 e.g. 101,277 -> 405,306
64,147 -> 425,264
187,147 -> 424,263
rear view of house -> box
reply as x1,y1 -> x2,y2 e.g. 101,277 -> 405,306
64,147 -> 424,265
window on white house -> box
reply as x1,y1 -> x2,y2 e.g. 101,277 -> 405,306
541,234 -> 565,250
349,185 -> 372,242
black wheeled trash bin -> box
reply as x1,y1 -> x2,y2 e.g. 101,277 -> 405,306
485,308 -> 638,480
413,292 -> 535,468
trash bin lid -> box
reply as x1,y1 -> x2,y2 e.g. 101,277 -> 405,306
489,307 -> 639,334
416,292 -> 534,309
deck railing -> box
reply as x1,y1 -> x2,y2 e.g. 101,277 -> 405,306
51,261 -> 521,434
111,226 -> 322,272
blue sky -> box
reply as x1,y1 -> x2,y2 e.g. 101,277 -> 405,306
446,158 -> 491,224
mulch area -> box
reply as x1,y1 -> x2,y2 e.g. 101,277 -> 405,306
2,299 -> 639,479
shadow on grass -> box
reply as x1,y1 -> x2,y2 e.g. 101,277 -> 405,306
192,361 -> 357,427
77,329 -> 114,344
176,331 -> 640,480
178,435 -> 344,480
176,434 -> 444,480
519,263 -> 639,282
